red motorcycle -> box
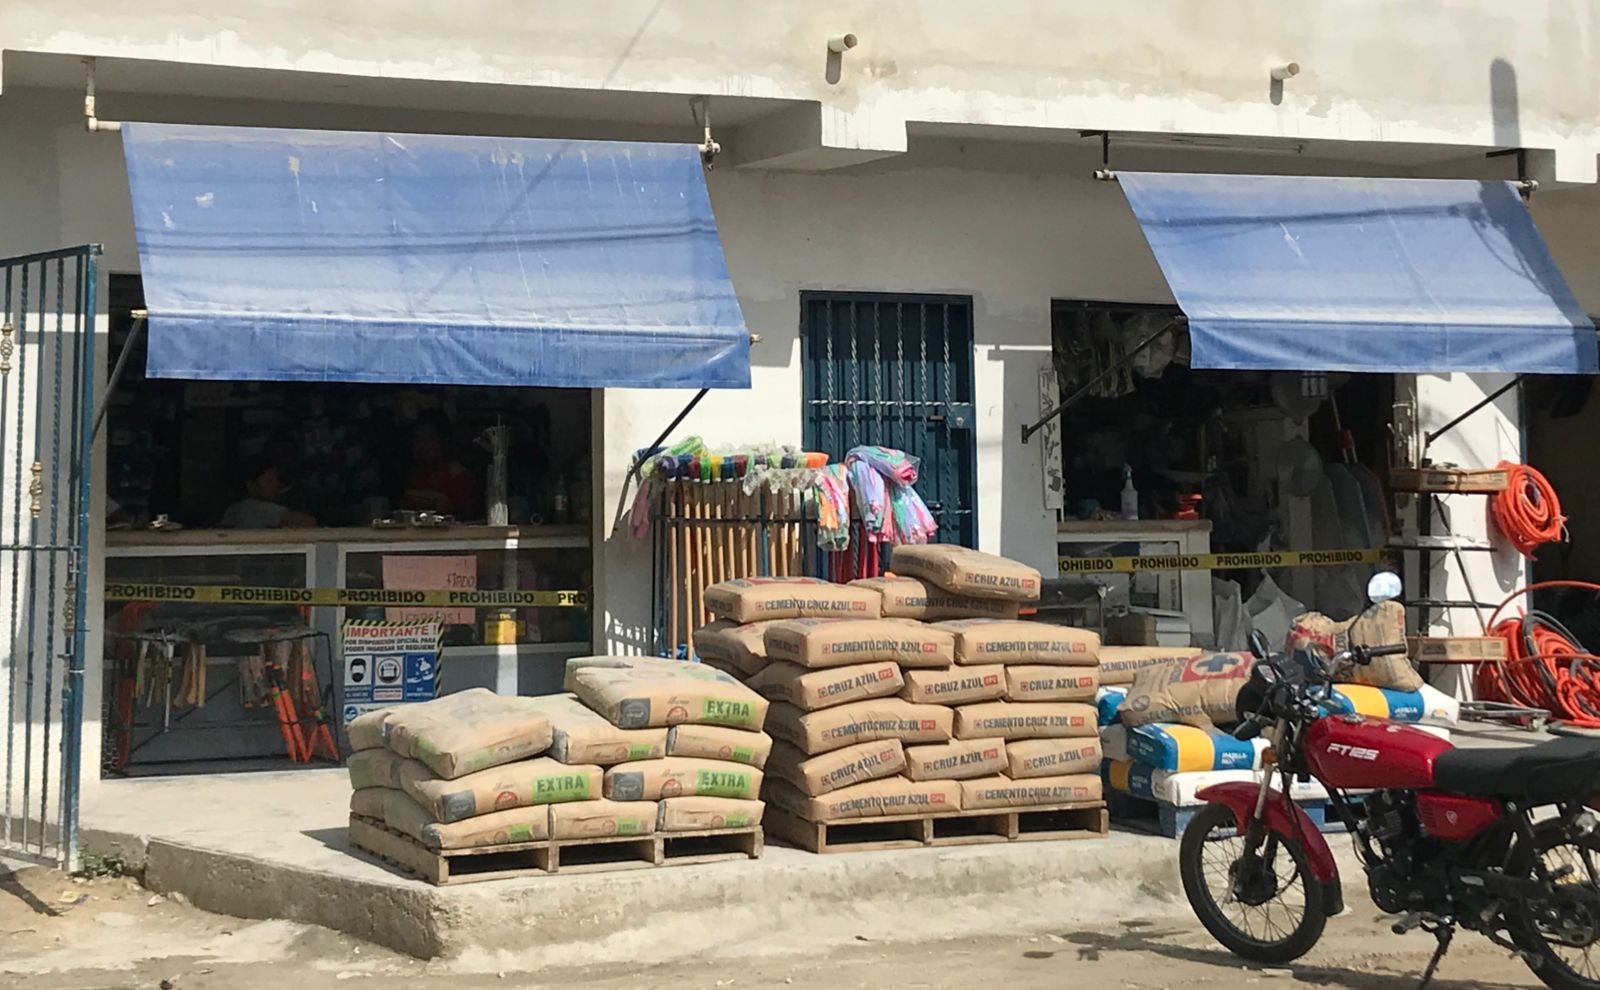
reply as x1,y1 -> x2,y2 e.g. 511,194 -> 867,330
1179,578 -> 1600,990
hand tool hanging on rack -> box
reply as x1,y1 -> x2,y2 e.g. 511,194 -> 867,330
262,640 -> 308,763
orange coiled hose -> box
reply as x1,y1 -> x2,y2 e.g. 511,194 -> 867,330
1474,580 -> 1600,727
1490,461 -> 1565,558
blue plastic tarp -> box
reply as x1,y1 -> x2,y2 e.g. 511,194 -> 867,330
121,124 -> 751,388
1117,172 -> 1597,374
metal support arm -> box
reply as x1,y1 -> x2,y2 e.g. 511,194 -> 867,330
1021,320 -> 1178,444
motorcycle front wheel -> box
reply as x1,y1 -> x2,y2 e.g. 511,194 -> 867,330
1179,802 -> 1327,964
1509,820 -> 1600,990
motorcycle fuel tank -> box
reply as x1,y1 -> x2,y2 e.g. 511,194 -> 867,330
1303,715 -> 1453,790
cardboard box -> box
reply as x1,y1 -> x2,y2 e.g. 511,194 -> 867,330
936,620 -> 1099,666
958,773 -> 1103,809
764,699 -> 954,755
766,738 -> 906,795
1408,636 -> 1510,663
902,739 -> 1008,781
850,576 -> 1020,621
764,618 -> 955,669
523,693 -> 668,765
888,545 -> 1041,602
657,796 -> 765,832
747,660 -> 905,710
666,724 -> 773,768
1005,738 -> 1102,779
603,757 -> 763,801
1106,609 -> 1193,648
573,664 -> 769,731
384,688 -> 554,780
399,757 -> 602,824
900,665 -> 1006,705
767,776 -> 963,822
548,799 -> 657,839
704,577 -> 882,623
1004,666 -> 1098,702
952,701 -> 1096,740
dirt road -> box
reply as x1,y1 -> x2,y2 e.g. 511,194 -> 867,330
0,864 -> 1554,989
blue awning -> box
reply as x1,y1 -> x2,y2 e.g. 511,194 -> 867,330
121,124 -> 751,388
1117,172 -> 1597,374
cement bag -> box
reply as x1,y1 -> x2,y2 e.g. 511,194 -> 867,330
900,665 -> 1006,706
1100,724 -> 1131,763
399,757 -> 602,824
1098,646 -> 1201,687
1117,652 -> 1254,728
888,545 -> 1041,602
666,724 -> 773,768
747,660 -> 904,710
851,576 -> 1019,621
347,708 -> 395,752
603,757 -> 762,801
764,618 -> 954,669
384,688 -> 554,780
903,739 -> 1008,781
767,776 -> 962,822
959,773 -> 1102,810
704,577 -> 882,623
349,786 -> 389,819
1104,761 -> 1327,807
573,664 -> 768,731
522,693 -> 668,765
1123,722 -> 1267,772
692,620 -> 777,677
953,701 -> 1096,740
766,739 -> 906,796
549,799 -> 657,839
1326,683 -> 1460,726
1006,738 -> 1102,779
937,620 -> 1098,666
764,699 -> 953,755
658,796 -> 765,832
1005,666 -> 1098,703
563,655 -> 694,691
1096,687 -> 1127,726
381,790 -> 550,849
1287,600 -> 1422,692
347,748 -> 410,791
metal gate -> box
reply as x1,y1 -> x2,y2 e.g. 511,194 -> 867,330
0,246 -> 100,868
801,292 -> 977,547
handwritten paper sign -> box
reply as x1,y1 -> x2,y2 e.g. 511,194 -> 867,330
382,554 -> 477,626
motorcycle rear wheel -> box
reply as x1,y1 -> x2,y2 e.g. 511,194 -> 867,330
1509,821 -> 1600,990
1179,802 -> 1327,964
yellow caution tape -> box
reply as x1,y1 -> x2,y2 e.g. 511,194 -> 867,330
1056,547 -> 1391,575
104,583 -> 590,608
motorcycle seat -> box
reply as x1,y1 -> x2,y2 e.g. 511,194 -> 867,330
1433,736 -> 1600,805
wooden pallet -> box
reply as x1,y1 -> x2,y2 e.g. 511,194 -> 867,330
347,815 -> 763,885
764,801 -> 1107,854
1105,791 -> 1347,840
1390,466 -> 1509,494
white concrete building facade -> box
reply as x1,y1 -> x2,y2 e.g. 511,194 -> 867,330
2,1 -> 1599,830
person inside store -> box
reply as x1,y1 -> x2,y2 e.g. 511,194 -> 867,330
399,410 -> 477,518
220,457 -> 317,529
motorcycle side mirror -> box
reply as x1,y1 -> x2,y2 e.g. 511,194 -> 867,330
1248,629 -> 1272,660
1367,570 -> 1403,604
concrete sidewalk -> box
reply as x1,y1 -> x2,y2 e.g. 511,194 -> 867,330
81,770 -> 1203,964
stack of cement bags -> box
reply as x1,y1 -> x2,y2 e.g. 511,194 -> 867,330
693,546 -> 1106,831
1096,648 -> 1459,829
565,656 -> 772,833
345,668 -> 771,853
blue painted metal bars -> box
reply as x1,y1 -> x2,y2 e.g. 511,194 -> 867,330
0,245 -> 99,869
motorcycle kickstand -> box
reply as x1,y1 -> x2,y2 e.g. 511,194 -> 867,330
1417,923 -> 1454,990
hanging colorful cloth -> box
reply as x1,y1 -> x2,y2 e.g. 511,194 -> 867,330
815,464 -> 852,551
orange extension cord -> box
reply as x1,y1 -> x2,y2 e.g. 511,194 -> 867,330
1475,580 -> 1600,727
1491,461 -> 1566,558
